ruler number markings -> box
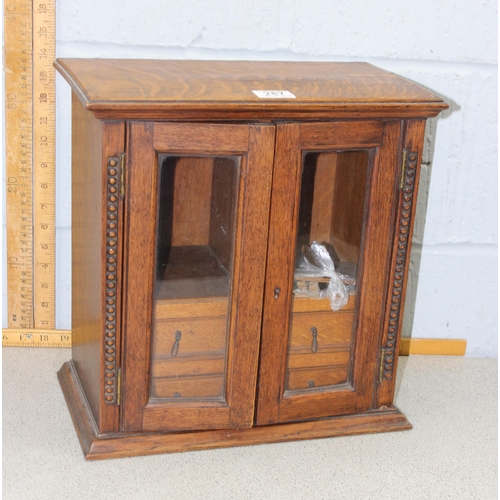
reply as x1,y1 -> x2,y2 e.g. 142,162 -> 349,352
5,0 -> 56,333
5,0 -> 34,328
33,0 -> 56,329
2,329 -> 71,348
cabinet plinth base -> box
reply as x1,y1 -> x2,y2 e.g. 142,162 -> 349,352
58,361 -> 412,460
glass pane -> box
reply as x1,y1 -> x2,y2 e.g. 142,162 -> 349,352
286,150 -> 369,393
150,155 -> 240,402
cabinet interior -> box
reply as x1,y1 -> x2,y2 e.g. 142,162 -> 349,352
150,149 -> 370,400
152,154 -> 240,402
287,149 -> 369,393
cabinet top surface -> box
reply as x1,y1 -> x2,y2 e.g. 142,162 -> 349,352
55,58 -> 448,120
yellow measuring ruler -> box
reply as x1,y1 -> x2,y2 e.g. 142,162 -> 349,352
32,0 -> 56,329
4,0 -> 65,346
3,329 -> 71,348
5,0 -> 34,329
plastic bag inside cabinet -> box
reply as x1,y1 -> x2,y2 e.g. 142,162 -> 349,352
293,242 -> 356,311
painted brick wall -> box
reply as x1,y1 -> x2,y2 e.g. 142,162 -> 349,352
4,0 -> 497,356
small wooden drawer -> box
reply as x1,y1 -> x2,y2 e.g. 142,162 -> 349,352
286,365 -> 349,391
287,349 -> 350,370
152,374 -> 225,400
155,296 -> 229,320
153,316 -> 228,357
286,311 -> 352,391
289,311 -> 353,350
152,353 -> 225,379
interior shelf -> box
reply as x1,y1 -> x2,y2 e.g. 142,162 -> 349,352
157,245 -> 230,301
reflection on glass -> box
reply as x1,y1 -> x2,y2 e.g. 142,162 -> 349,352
286,150 -> 369,393
150,155 -> 240,402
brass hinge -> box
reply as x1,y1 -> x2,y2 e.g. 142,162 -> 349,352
379,348 -> 387,383
116,367 -> 122,405
120,153 -> 126,198
400,149 -> 408,189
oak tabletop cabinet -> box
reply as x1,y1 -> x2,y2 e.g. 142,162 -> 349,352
55,59 -> 447,460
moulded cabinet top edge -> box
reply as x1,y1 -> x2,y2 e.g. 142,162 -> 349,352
54,58 -> 448,120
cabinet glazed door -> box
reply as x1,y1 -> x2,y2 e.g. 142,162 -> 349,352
121,122 -> 274,432
256,121 -> 402,425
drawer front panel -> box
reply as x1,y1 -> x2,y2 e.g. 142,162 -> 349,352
287,365 -> 349,391
153,317 -> 228,356
285,311 -> 353,393
287,349 -> 350,369
152,354 -> 225,378
152,374 -> 225,400
151,318 -> 227,401
290,311 -> 353,349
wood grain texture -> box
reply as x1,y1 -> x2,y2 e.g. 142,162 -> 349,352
143,402 -> 231,431
55,59 -> 447,120
287,365 -> 348,391
152,316 -> 228,355
290,311 -> 353,347
255,123 -> 302,425
58,59 -> 448,459
152,354 -> 225,378
151,374 -> 224,400
155,296 -> 228,319
257,120 -> 403,425
120,121 -> 157,431
376,119 -> 426,408
57,361 -> 100,458
58,360 -> 411,461
347,121 -> 402,412
154,123 -> 249,153
209,158 -> 239,271
170,157 -> 213,246
71,94 -> 124,433
309,153 -> 337,244
288,349 -> 350,369
71,94 -> 103,429
225,124 -> 275,427
329,151 -> 369,263
122,122 -> 275,432
299,121 -> 384,149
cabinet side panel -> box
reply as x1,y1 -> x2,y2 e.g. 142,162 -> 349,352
71,94 -> 104,428
71,94 -> 125,433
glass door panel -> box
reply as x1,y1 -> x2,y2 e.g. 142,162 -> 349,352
122,121 -> 274,432
286,150 -> 369,394
150,155 -> 240,402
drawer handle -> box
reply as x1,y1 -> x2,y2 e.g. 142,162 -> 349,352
311,326 -> 318,353
171,330 -> 182,356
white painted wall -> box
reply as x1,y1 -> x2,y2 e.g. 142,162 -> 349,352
3,0 -> 498,356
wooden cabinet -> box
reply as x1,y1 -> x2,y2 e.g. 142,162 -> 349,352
55,59 -> 447,459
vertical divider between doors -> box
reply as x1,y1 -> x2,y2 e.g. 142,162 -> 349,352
255,123 -> 302,426
226,124 -> 276,427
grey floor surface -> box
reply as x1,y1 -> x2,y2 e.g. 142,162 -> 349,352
2,348 -> 497,500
